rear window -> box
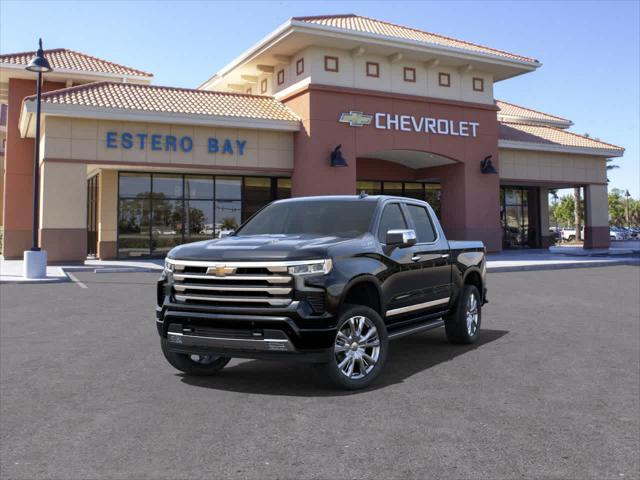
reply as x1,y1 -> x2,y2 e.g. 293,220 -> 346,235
237,200 -> 377,237
405,204 -> 437,243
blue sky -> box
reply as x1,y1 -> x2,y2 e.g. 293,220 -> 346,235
1,0 -> 638,196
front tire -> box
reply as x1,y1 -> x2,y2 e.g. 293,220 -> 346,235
161,337 -> 231,376
324,305 -> 389,390
444,284 -> 481,344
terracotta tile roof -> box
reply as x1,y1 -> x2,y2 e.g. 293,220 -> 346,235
0,48 -> 152,78
496,100 -> 571,126
293,14 -> 538,64
499,122 -> 624,153
27,81 -> 299,122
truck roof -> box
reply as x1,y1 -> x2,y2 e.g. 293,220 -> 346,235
273,194 -> 423,204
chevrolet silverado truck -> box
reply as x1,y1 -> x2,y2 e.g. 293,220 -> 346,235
156,195 -> 487,389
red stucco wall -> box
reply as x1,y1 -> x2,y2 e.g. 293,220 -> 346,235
283,84 -> 502,251
2,78 -> 66,259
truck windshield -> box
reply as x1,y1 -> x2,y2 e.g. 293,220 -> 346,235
237,200 -> 377,237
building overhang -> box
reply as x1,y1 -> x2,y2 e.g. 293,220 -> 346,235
498,140 -> 624,158
18,101 -> 301,139
200,19 -> 540,89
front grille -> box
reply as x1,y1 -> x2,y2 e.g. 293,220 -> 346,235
168,260 -> 294,308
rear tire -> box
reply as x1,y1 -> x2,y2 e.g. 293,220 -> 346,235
161,337 -> 231,376
323,304 -> 388,390
444,284 -> 481,345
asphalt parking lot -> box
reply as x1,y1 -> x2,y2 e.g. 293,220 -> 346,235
1,266 -> 638,479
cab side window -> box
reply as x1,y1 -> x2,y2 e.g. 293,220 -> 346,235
377,203 -> 407,243
406,204 -> 437,243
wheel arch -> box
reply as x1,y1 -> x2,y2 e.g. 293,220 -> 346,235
462,268 -> 484,302
340,275 -> 384,316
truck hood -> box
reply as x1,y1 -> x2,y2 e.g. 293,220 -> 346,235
167,234 -> 354,261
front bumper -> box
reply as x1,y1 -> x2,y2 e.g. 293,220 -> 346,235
156,300 -> 337,362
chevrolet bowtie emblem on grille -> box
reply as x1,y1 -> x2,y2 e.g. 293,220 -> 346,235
207,265 -> 236,277
339,111 -> 373,127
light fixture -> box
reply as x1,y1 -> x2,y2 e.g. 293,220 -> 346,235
480,155 -> 497,174
26,39 -> 53,73
330,144 -> 348,167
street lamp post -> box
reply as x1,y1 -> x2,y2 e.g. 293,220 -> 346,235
23,39 -> 53,279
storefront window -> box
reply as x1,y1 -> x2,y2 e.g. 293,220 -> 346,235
118,197 -> 151,257
276,178 -> 291,199
185,176 -> 214,200
382,182 -> 403,197
151,198 -> 184,256
243,177 -> 272,220
403,182 -> 424,200
186,199 -> 214,242
117,173 -> 288,258
355,181 -> 441,218
119,173 -> 151,197
216,176 -> 241,200
356,181 -> 382,195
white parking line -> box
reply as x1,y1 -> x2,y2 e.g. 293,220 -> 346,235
66,272 -> 88,289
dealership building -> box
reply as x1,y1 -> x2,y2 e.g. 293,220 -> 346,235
0,14 -> 624,261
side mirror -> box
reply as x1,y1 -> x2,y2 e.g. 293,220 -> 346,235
386,229 -> 417,247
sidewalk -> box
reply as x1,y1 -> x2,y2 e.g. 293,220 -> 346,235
0,257 -> 163,284
1,250 -> 638,283
487,249 -> 639,272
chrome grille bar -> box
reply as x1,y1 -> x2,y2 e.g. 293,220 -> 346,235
174,294 -> 291,306
173,273 -> 291,284
174,284 -> 291,295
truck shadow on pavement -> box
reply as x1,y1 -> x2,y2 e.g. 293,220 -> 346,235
179,328 -> 508,396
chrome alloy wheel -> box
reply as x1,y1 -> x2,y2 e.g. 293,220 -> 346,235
465,292 -> 479,336
189,354 -> 219,365
334,316 -> 381,379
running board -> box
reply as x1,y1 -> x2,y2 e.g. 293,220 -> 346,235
388,319 -> 445,340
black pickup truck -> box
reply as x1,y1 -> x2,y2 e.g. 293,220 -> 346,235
156,195 -> 487,389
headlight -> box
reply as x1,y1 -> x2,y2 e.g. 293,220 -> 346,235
164,259 -> 175,272
288,259 -> 333,276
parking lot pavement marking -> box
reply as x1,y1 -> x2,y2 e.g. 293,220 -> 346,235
66,271 -> 88,289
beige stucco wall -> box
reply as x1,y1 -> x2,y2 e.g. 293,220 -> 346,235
272,46 -> 494,104
42,117 -> 294,170
98,169 -> 118,243
499,148 -> 607,184
585,184 -> 609,228
39,161 -> 86,229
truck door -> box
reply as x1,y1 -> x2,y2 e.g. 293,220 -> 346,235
376,202 -> 424,321
402,202 -> 452,311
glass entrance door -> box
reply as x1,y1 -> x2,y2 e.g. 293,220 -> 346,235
501,186 -> 540,249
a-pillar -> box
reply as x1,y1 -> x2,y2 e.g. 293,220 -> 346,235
39,161 -> 87,262
584,184 -> 610,249
539,188 -> 553,247
98,170 -> 118,259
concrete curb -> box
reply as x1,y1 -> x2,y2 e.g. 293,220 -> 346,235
488,259 -> 640,273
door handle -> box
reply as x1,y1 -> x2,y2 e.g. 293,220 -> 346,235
440,254 -> 449,259
411,255 -> 422,262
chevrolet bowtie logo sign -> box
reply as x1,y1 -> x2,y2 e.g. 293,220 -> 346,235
339,111 -> 373,127
207,265 -> 236,277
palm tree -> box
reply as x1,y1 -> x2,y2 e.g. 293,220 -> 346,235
606,158 -> 619,182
